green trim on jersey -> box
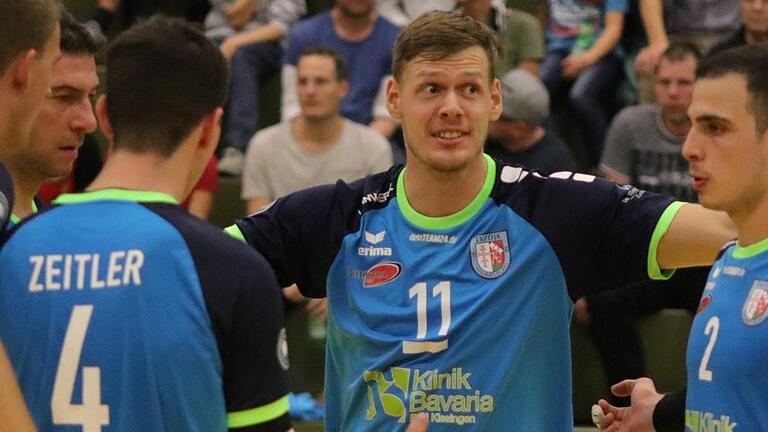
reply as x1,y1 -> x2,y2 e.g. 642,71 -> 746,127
225,224 -> 246,242
54,188 -> 178,205
9,200 -> 38,225
396,154 -> 496,230
647,201 -> 685,280
227,395 -> 289,428
733,236 -> 768,259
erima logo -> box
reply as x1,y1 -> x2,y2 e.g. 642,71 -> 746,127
359,230 -> 392,256
365,231 -> 386,244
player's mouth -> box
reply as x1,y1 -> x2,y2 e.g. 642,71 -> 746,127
432,130 -> 469,144
689,172 -> 708,191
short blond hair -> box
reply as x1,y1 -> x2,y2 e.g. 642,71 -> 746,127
392,11 -> 501,81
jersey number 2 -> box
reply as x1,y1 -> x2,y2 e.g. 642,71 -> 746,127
403,281 -> 451,354
52,304 -> 110,431
697,316 -> 719,382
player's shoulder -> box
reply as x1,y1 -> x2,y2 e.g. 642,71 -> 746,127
146,204 -> 274,276
614,103 -> 658,126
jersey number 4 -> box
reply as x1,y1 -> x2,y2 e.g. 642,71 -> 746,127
403,281 -> 451,354
52,304 -> 110,431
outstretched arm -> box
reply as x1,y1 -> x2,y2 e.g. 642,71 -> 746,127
0,340 -> 35,432
594,378 -> 662,431
657,203 -> 735,270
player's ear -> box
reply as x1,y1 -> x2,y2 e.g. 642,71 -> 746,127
198,107 -> 223,151
95,95 -> 114,141
490,78 -> 502,122
7,50 -> 37,92
385,77 -> 402,120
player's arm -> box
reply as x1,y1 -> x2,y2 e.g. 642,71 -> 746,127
655,203 -> 735,270
0,340 -> 35,432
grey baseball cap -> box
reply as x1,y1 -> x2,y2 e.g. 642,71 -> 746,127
500,69 -> 549,126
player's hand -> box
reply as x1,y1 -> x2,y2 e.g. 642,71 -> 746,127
305,298 -> 328,321
406,413 -> 429,432
595,378 -> 662,431
573,297 -> 591,325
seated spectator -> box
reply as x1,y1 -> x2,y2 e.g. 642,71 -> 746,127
486,69 -> 575,172
210,0 -> 307,175
280,0 -> 401,141
377,0 -> 456,27
458,0 -> 545,77
242,47 -> 393,213
576,42 -> 710,405
539,0 -> 626,169
600,41 -> 701,201
708,0 -> 768,55
86,0 -> 209,38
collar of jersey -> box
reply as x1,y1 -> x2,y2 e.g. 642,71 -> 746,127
396,153 -> 496,230
9,200 -> 38,224
53,188 -> 178,205
733,235 -> 768,259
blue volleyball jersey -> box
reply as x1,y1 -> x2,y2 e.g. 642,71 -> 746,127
0,189 -> 290,432
234,155 -> 679,431
686,240 -> 768,431
0,162 -> 13,232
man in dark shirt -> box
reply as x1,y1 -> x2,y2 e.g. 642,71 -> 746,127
485,69 -> 575,173
708,0 -> 768,55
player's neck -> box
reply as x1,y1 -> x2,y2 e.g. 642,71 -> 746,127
403,153 -> 487,217
293,115 -> 344,151
10,173 -> 40,220
732,195 -> 768,247
87,150 -> 190,203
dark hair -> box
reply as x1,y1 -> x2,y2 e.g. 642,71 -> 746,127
298,46 -> 348,81
697,44 -> 768,136
0,0 -> 60,73
392,11 -> 501,81
105,15 -> 228,157
60,10 -> 100,56
654,41 -> 701,74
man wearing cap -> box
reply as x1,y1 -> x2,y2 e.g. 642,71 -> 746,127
486,69 -> 575,173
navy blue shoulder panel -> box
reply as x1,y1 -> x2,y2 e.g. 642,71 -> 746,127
236,165 -> 403,298
489,164 -> 675,299
0,163 -> 13,233
148,204 -> 290,430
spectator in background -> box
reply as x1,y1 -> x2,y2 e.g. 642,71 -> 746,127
486,69 -> 575,172
539,0 -> 626,169
3,11 -> 99,225
211,0 -> 307,175
458,0 -> 545,77
377,0 -> 456,27
601,42 -> 700,200
242,46 -> 392,213
86,0 -> 209,38
280,0 -> 401,141
708,0 -> 768,55
575,42 -> 710,406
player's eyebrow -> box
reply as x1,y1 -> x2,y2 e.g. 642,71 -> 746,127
693,114 -> 730,124
50,85 -> 84,94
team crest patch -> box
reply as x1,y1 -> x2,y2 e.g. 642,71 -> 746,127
742,280 -> 768,326
470,230 -> 510,279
